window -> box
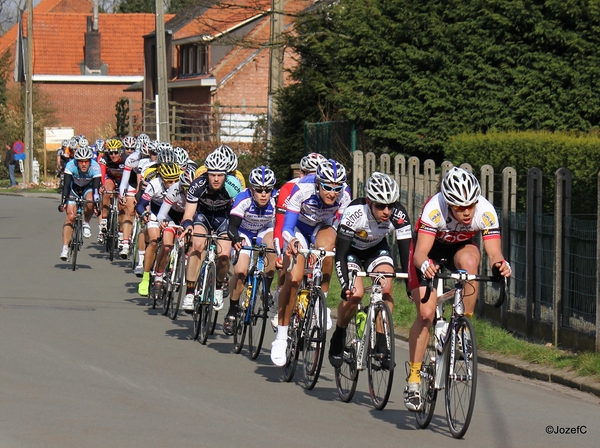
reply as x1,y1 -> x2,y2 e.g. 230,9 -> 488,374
196,46 -> 208,74
179,44 -> 209,75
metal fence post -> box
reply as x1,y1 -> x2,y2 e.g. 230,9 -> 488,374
526,167 -> 543,336
407,157 -> 420,223
553,168 -> 571,347
502,167 -> 517,326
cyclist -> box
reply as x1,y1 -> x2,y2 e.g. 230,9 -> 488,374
403,166 -> 512,411
152,165 -> 195,290
56,139 -> 72,179
97,139 -> 125,244
223,166 -> 278,336
329,172 -> 413,368
271,152 -> 327,327
180,146 -> 243,313
270,159 -> 351,366
136,161 -> 183,296
58,145 -> 101,260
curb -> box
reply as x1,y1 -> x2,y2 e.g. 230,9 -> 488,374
392,330 -> 600,399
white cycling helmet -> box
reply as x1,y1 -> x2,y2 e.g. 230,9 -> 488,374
78,138 -> 89,149
61,139 -> 69,148
213,144 -> 237,172
69,137 -> 78,150
173,146 -> 189,169
74,146 -> 94,160
365,172 -> 399,204
179,166 -> 195,189
95,139 -> 105,151
122,135 -> 137,150
316,159 -> 347,184
441,167 -> 481,207
300,153 -> 327,174
205,149 -> 230,172
249,166 -> 276,188
157,147 -> 176,165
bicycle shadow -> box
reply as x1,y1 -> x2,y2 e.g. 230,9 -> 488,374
55,263 -> 92,270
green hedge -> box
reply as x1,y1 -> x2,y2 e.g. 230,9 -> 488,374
445,131 -> 600,213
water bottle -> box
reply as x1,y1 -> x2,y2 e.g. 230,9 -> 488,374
244,284 -> 252,308
355,309 -> 367,339
435,319 -> 448,353
296,289 -> 309,318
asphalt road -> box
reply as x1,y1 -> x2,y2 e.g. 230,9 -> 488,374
0,194 -> 599,448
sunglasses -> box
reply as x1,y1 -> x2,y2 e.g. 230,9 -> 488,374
451,202 -> 477,212
319,182 -> 343,193
373,202 -> 393,211
253,187 -> 273,194
108,150 -> 121,155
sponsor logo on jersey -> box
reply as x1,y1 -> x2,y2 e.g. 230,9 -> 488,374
429,209 -> 441,224
357,230 -> 368,239
482,211 -> 495,227
392,208 -> 406,224
343,209 -> 363,227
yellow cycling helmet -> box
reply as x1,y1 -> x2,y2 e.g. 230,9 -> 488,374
105,138 -> 123,151
159,163 -> 183,181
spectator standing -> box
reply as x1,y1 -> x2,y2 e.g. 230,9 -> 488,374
4,143 -> 17,187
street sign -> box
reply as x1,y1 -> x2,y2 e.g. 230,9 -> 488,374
13,141 -> 24,154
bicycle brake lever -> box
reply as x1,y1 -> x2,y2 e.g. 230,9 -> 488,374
421,278 -> 433,303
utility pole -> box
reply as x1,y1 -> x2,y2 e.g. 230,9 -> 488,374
24,0 -> 34,183
155,0 -> 169,141
267,0 -> 284,157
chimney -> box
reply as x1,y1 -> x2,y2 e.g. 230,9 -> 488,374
83,17 -> 102,74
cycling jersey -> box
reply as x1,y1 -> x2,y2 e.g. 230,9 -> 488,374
273,177 -> 300,251
186,173 -> 242,214
281,174 -> 351,246
119,151 -> 145,195
136,176 -> 170,216
335,197 -> 413,292
156,181 -> 187,224
416,192 -> 501,244
98,152 -> 125,183
61,159 -> 102,204
57,147 -> 72,170
228,188 -> 278,240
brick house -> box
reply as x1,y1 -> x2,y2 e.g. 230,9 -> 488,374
142,0 -> 313,142
0,0 -> 173,139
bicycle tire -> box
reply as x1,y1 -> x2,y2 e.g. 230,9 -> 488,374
232,299 -> 247,354
162,250 -> 176,316
199,262 -> 216,345
445,316 -> 477,439
334,317 -> 359,403
130,219 -> 140,269
192,269 -> 204,341
367,300 -> 395,410
282,311 -> 301,382
70,218 -> 81,271
248,274 -> 268,360
415,324 -> 438,428
169,246 -> 186,320
108,211 -> 118,261
302,289 -> 327,390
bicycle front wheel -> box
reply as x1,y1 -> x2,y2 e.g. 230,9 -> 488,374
282,311 -> 301,383
415,324 -> 438,429
302,289 -> 327,390
445,316 -> 477,439
232,302 -> 247,354
108,212 -> 118,261
70,219 -> 81,271
248,275 -> 268,359
162,250 -> 176,316
199,262 -> 216,345
169,247 -> 186,320
367,301 -> 395,410
334,317 -> 359,403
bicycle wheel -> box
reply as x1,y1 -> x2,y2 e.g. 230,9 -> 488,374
415,325 -> 438,429
192,269 -> 205,341
130,219 -> 140,269
334,317 -> 359,403
282,311 -> 301,382
445,316 -> 477,439
248,275 -> 268,360
70,219 -> 81,271
367,301 -> 395,410
169,246 -> 186,320
199,262 -> 216,345
232,301 -> 247,354
162,250 -> 176,316
108,212 -> 118,261
302,289 -> 327,390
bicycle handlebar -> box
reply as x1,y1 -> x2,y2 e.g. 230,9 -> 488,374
421,271 -> 507,307
287,244 -> 336,272
232,244 -> 278,266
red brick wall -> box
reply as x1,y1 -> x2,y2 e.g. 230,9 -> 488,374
37,82 -> 142,139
